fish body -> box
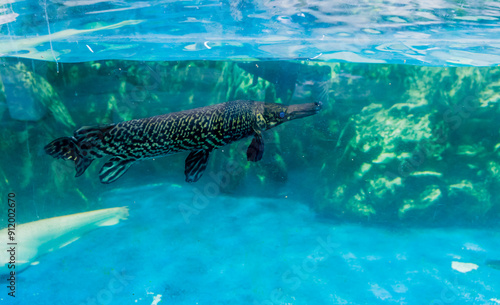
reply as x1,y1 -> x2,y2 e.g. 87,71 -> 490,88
45,100 -> 321,183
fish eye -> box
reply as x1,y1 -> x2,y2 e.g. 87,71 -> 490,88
279,111 -> 285,118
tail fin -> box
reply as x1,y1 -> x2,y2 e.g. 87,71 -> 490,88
44,137 -> 93,177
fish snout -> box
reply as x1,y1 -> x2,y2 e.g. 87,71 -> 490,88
287,101 -> 322,120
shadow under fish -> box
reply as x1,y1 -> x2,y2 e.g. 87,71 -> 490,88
485,259 -> 500,270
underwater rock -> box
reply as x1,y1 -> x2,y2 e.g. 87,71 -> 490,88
367,176 -> 402,199
409,171 -> 442,178
456,143 -> 487,158
352,103 -> 440,159
1,66 -> 47,121
2,59 -> 499,226
398,185 -> 442,218
451,261 -> 479,273
5,83 -> 46,121
347,190 -> 376,217
0,61 -> 74,127
315,93 -> 454,223
447,180 -> 492,216
354,163 -> 372,178
0,101 -> 6,122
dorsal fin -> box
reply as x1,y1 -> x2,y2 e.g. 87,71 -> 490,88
73,124 -> 115,140
99,158 -> 135,184
185,150 -> 210,182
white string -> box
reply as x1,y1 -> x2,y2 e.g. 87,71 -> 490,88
44,0 -> 59,73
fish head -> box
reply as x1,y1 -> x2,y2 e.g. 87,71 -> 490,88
261,101 -> 322,130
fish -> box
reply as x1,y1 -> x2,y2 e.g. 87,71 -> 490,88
45,100 -> 322,183
0,207 -> 129,274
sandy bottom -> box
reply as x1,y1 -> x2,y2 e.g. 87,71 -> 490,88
10,183 -> 500,305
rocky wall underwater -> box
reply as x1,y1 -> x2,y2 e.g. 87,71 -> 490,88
1,58 -> 499,227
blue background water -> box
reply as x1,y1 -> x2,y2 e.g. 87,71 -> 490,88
1,0 -> 500,65
1,0 -> 500,304
6,183 -> 500,304
1,61 -> 499,303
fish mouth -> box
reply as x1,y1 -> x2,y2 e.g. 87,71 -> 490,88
287,101 -> 322,119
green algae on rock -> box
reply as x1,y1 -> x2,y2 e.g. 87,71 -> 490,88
1,59 -> 499,226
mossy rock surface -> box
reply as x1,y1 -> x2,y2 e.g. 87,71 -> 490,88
1,58 -> 498,226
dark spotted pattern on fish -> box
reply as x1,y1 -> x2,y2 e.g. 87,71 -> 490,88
45,100 -> 322,183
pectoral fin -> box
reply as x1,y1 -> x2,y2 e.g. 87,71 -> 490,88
99,158 -> 135,184
247,132 -> 264,162
76,156 -> 93,177
185,150 -> 210,182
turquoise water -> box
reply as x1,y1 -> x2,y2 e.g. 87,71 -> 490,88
1,1 -> 500,304
1,0 -> 500,65
10,184 -> 500,304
